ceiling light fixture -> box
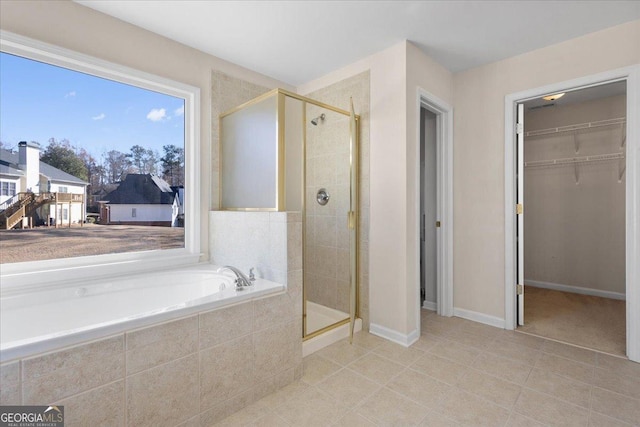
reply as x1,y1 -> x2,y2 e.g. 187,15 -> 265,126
542,93 -> 565,101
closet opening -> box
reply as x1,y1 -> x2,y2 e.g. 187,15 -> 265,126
517,81 -> 627,356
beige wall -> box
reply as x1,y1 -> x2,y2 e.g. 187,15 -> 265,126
453,20 -> 639,319
406,42 -> 454,333
524,95 -> 626,295
0,0 -> 292,261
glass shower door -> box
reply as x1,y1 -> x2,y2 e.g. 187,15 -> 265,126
304,103 -> 354,337
349,98 -> 358,342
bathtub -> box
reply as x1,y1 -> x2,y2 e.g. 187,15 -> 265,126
0,263 -> 284,362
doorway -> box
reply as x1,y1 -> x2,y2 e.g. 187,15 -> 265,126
504,66 -> 640,362
416,88 -> 453,335
519,82 -> 627,356
420,108 -> 438,312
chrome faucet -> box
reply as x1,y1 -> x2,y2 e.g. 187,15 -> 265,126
218,266 -> 253,290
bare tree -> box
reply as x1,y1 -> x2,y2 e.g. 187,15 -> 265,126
160,144 -> 184,186
129,145 -> 159,174
103,150 -> 132,183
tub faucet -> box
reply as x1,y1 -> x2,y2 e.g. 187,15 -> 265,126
218,266 -> 253,289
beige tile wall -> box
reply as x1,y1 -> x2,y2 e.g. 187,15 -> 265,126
304,71 -> 371,328
305,106 -> 350,314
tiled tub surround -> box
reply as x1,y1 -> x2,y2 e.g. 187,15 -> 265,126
0,212 -> 302,426
0,265 -> 282,362
0,298 -> 301,426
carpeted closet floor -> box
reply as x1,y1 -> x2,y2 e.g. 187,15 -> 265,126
518,286 -> 626,357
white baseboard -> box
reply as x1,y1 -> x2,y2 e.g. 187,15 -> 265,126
453,308 -> 505,329
525,280 -> 625,301
422,300 -> 437,311
369,323 -> 419,347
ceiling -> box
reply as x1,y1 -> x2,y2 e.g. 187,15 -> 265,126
76,1 -> 640,86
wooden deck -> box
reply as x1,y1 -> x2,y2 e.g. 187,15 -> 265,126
0,192 -> 85,230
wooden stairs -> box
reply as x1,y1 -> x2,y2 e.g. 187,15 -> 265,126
0,192 -> 76,230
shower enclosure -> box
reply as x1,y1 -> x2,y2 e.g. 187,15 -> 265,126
219,89 -> 359,340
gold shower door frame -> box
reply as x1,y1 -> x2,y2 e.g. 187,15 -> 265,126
218,88 -> 360,340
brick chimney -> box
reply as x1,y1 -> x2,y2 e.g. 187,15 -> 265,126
18,141 -> 41,193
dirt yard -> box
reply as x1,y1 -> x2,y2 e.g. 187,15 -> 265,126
0,224 -> 184,264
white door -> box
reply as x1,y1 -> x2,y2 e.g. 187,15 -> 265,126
516,103 -> 525,325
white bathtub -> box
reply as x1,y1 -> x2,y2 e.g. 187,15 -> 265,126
0,263 -> 284,362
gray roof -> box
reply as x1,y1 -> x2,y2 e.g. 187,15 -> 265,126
104,174 -> 176,205
39,162 -> 89,185
0,148 -> 88,185
0,149 -> 24,177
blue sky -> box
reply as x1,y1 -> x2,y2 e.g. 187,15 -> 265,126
0,52 -> 184,159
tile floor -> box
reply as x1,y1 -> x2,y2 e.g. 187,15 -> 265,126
214,310 -> 640,426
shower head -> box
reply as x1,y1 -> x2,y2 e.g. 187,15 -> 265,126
310,113 -> 325,126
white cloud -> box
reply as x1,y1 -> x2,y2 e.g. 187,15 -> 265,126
174,105 -> 184,116
65,91 -> 76,98
146,108 -> 167,122
92,113 -> 106,121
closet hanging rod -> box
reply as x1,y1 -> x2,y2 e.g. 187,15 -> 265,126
525,117 -> 626,138
525,152 -> 625,168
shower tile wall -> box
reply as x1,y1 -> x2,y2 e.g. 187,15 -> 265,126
304,71 -> 371,328
305,108 -> 351,314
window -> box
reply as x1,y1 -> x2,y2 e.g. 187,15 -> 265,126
131,208 -> 137,218
0,32 -> 200,288
1,182 -> 16,197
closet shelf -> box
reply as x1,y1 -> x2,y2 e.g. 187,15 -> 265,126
525,152 -> 625,168
525,117 -> 626,138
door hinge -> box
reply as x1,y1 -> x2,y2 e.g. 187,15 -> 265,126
516,123 -> 524,135
516,204 -> 523,215
435,221 -> 441,228
516,284 -> 524,295
348,211 -> 355,230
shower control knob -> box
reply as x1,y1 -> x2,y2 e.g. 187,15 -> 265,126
316,188 -> 330,206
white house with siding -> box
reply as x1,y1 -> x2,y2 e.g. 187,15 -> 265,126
100,173 -> 180,227
0,141 -> 87,228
